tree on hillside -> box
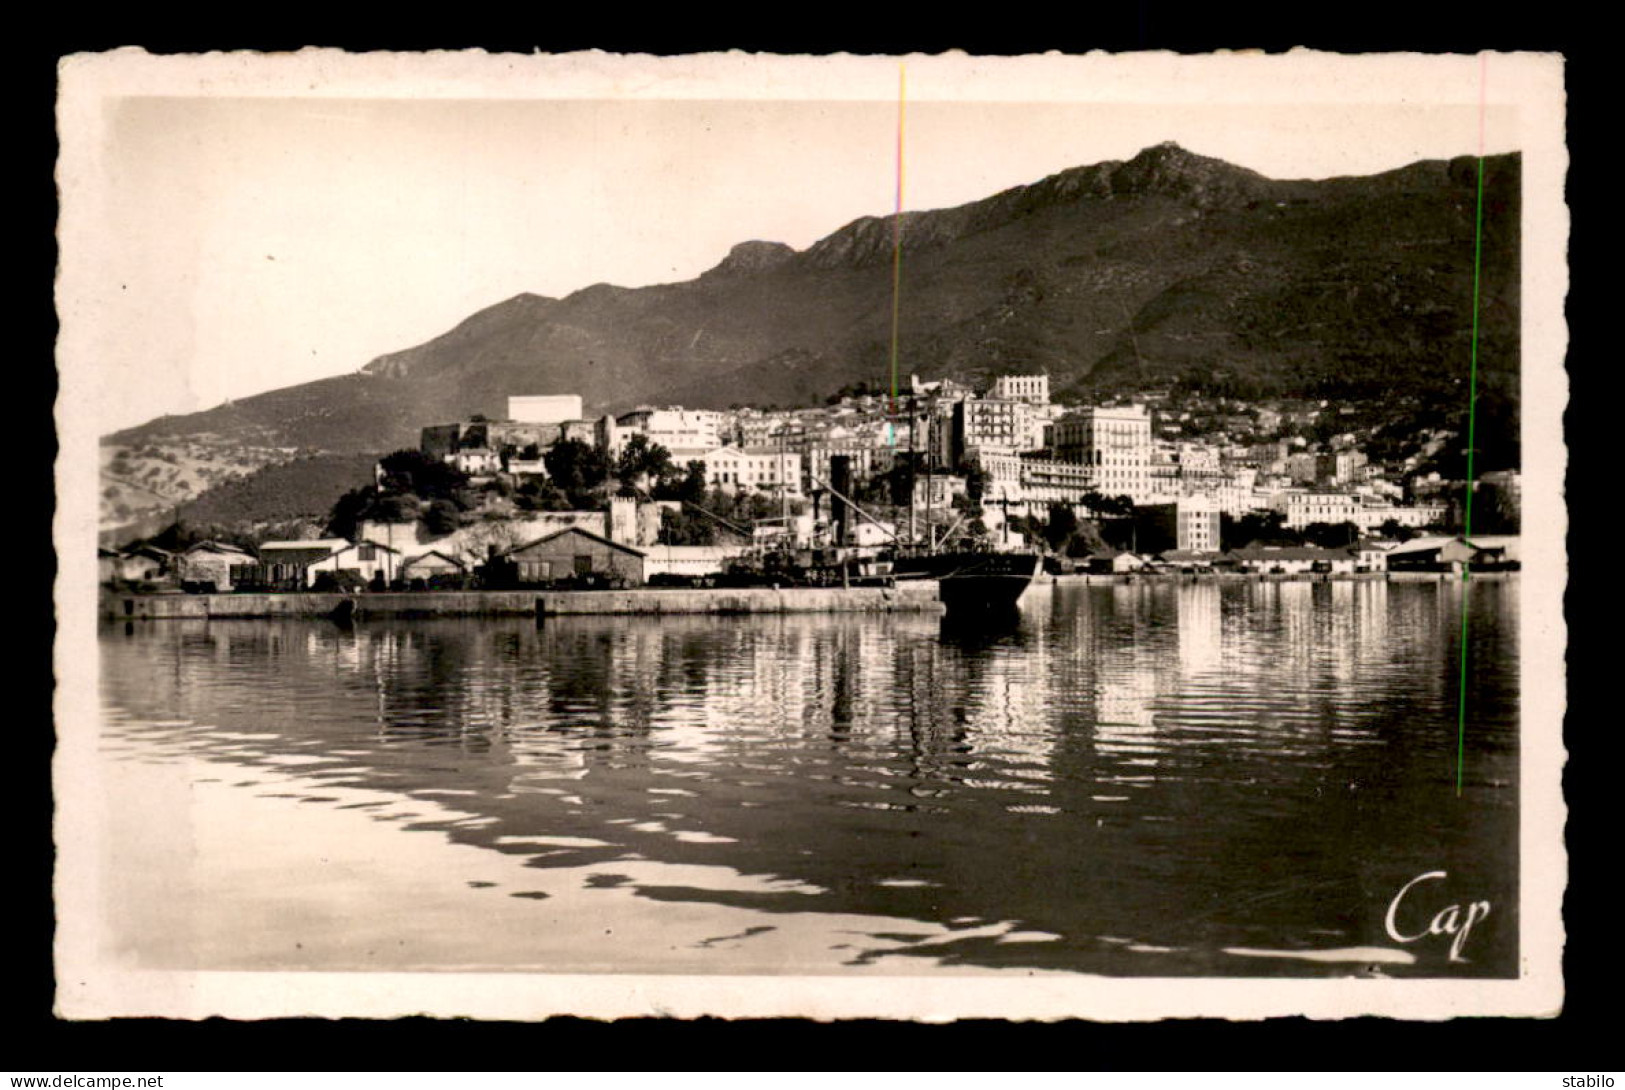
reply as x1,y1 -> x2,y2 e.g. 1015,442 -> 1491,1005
1221,509 -> 1303,550
1301,521 -> 1359,548
659,505 -> 747,546
514,477 -> 572,513
377,449 -> 468,501
1044,503 -> 1079,553
1101,494 -> 1136,519
543,439 -> 611,507
423,499 -> 462,536
326,487 -> 376,539
1378,518 -> 1418,543
1008,514 -> 1045,548
143,521 -> 201,552
615,434 -> 675,489
652,460 -> 708,505
325,485 -> 419,537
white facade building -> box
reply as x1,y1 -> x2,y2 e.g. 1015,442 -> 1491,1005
975,451 -> 1097,505
642,545 -> 748,579
1054,404 -> 1154,502
1174,495 -> 1221,552
1351,502 -> 1450,531
447,448 -> 501,475
990,373 -> 1050,405
1272,489 -> 1361,529
701,446 -> 804,495
616,407 -> 728,460
508,395 -> 584,425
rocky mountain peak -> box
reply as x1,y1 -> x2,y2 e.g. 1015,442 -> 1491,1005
1108,141 -> 1271,204
704,240 -> 798,278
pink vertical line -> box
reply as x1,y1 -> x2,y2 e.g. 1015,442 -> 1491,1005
1478,52 -> 1488,156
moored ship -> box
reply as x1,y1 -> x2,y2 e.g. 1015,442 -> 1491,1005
893,551 -> 1041,616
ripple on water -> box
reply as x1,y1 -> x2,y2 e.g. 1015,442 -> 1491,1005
95,585 -> 1520,978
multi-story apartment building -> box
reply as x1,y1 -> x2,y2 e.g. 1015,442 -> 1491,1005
1149,441 -> 1229,499
700,446 -> 804,496
802,442 -> 897,494
1054,404 -> 1154,501
975,451 -> 1097,505
1272,489 -> 1362,529
950,398 -> 1031,464
615,407 -> 727,461
1205,468 -> 1260,517
421,417 -> 602,461
989,373 -> 1050,405
1350,502 -> 1449,531
1134,495 -> 1222,553
1315,450 -> 1367,486
1285,452 -> 1321,485
911,473 -> 967,511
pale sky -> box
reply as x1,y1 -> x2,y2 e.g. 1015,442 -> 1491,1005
60,51 -> 1534,434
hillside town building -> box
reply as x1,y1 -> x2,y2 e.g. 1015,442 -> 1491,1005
950,398 -> 1031,463
112,368 -> 1503,596
614,407 -> 728,460
508,395 -> 584,425
701,446 -> 804,496
990,373 -> 1050,405
1134,496 -> 1221,553
1054,405 -> 1154,501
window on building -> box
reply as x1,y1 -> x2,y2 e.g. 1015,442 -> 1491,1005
574,555 -> 594,576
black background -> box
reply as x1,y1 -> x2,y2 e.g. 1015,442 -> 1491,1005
26,6 -> 1602,1071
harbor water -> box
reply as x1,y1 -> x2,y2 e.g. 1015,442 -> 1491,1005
92,578 -> 1519,977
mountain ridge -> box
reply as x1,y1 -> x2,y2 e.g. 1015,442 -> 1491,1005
108,142 -> 1520,462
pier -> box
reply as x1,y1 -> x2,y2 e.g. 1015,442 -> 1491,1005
103,583 -> 945,621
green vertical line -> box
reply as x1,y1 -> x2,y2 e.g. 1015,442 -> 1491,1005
1464,155 -> 1485,556
1456,154 -> 1487,799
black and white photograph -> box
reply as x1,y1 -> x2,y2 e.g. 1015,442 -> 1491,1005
52,49 -> 1567,1021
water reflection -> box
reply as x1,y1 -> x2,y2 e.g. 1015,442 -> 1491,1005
99,580 -> 1519,977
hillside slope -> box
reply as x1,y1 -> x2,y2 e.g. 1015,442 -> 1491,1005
108,143 -> 1521,462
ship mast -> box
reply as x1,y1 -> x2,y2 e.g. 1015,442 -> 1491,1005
907,394 -> 918,550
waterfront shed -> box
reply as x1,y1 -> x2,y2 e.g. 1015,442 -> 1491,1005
176,540 -> 255,592
1155,549 -> 1217,573
503,526 -> 646,586
401,549 -> 469,588
1352,537 -> 1392,573
257,538 -> 349,589
1220,545 -> 1359,574
1080,548 -> 1149,575
641,545 -> 744,581
116,545 -> 172,583
1465,534 -> 1521,570
307,540 -> 403,587
1383,536 -> 1478,573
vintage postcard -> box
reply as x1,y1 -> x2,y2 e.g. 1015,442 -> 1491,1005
54,48 -> 1567,1021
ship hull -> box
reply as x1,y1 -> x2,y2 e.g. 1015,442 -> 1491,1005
895,552 -> 1040,617
937,572 -> 1034,615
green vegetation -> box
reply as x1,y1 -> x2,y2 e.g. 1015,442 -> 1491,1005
614,434 -> 674,489
376,450 -> 468,500
542,439 -> 612,508
1220,510 -> 1296,550
324,450 -> 472,538
176,452 -> 382,527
